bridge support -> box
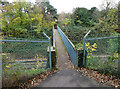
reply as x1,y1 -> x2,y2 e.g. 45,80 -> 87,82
47,47 -> 56,69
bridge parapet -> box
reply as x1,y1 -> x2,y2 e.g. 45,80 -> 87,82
57,26 -> 77,67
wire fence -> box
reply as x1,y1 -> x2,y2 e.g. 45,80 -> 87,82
1,35 -> 51,87
84,31 -> 120,78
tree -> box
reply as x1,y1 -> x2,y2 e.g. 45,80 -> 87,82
2,2 -> 31,37
118,1 -> 120,29
58,12 -> 73,26
91,8 -> 101,23
72,7 -> 97,27
36,1 -> 58,22
1,0 -> 58,38
92,0 -> 119,36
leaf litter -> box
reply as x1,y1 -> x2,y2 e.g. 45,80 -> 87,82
77,67 -> 120,88
10,69 -> 58,89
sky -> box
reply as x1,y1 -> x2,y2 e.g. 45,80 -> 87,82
8,0 -> 120,14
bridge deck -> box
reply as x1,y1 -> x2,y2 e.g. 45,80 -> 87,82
55,29 -> 74,70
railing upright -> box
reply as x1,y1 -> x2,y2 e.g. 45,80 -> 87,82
53,26 -> 55,48
83,30 -> 91,67
0,37 -> 3,88
43,32 -> 52,70
57,26 -> 77,67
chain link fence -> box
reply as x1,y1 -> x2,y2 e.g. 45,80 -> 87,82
84,32 -> 120,78
1,36 -> 51,87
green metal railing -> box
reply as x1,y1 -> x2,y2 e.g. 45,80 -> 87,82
0,32 -> 52,87
53,26 -> 55,48
57,26 -> 78,67
83,30 -> 120,77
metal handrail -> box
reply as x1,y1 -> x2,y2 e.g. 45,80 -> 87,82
43,32 -> 52,70
57,26 -> 75,48
84,30 -> 91,39
57,26 -> 77,67
83,30 -> 91,67
1,40 -> 49,43
85,36 -> 120,41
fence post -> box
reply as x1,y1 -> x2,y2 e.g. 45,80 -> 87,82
49,38 -> 52,70
43,32 -> 52,70
0,38 -> 3,88
83,30 -> 91,67
53,26 -> 55,48
83,38 -> 86,67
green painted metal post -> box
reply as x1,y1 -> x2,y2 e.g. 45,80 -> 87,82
49,38 -> 52,70
53,26 -> 55,48
83,30 -> 91,67
42,32 -> 52,70
0,39 -> 3,88
83,38 -> 86,67
0,40 -> 2,88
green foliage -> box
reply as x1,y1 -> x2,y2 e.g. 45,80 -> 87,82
104,8 -> 118,30
33,14 -> 43,34
63,18 -> 71,26
1,1 -> 58,38
92,7 -> 119,37
60,25 -> 92,45
72,7 -> 97,27
40,1 -> 58,21
75,43 -> 83,49
107,39 -> 119,53
86,39 -> 119,78
2,2 -> 31,37
3,60 -> 48,87
87,55 -> 118,77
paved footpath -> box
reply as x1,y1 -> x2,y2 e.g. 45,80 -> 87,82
37,70 -> 106,87
36,29 -> 108,87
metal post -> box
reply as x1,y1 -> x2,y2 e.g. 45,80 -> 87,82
83,38 -> 86,67
53,26 -> 55,48
83,30 -> 91,67
0,39 -> 3,88
0,40 -> 1,89
49,38 -> 52,70
42,32 -> 52,70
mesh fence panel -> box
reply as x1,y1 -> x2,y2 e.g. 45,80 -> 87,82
85,37 -> 119,77
2,38 -> 50,87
